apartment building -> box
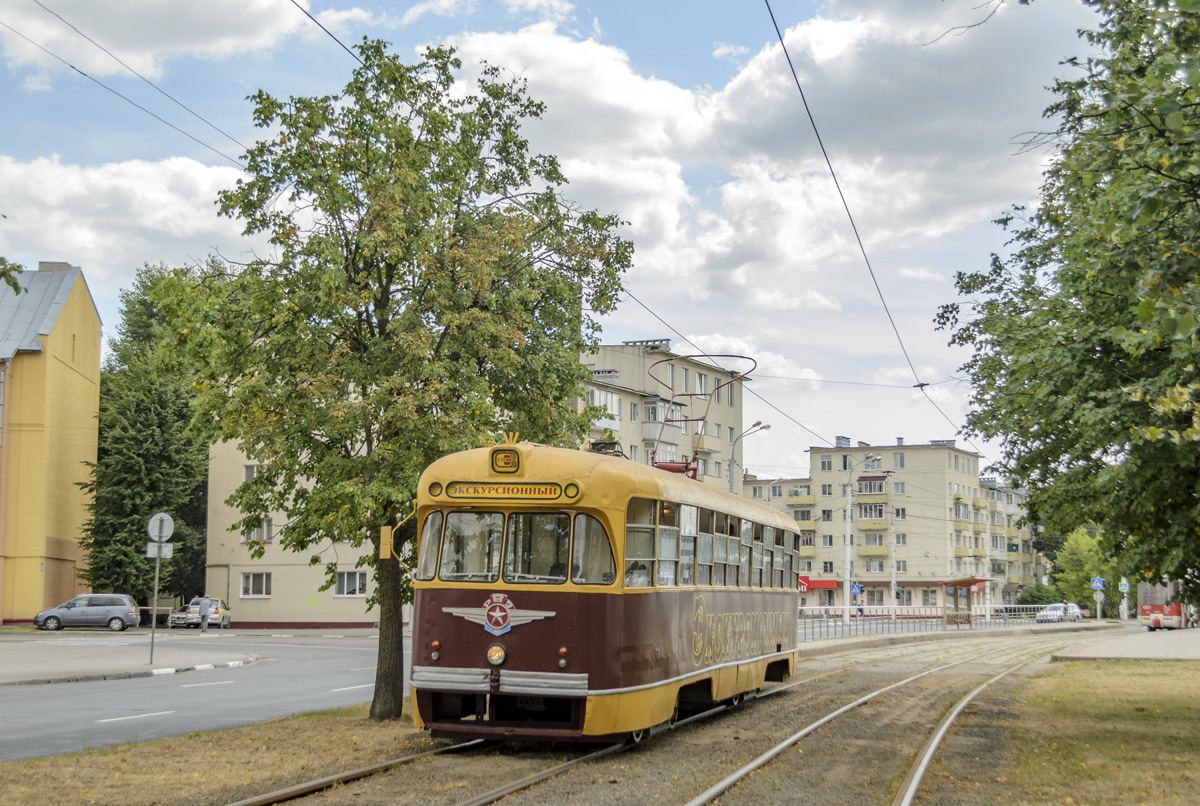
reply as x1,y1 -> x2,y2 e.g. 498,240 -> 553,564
580,339 -> 745,487
747,436 -> 1047,608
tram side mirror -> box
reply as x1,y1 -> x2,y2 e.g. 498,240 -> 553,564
380,525 -> 394,561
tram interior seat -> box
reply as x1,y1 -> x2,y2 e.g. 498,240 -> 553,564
625,563 -> 650,587
548,562 -> 567,579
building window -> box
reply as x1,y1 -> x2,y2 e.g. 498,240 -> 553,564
714,461 -> 721,478
667,364 -> 675,389
714,384 -> 722,404
630,402 -> 639,422
865,533 -> 885,546
857,503 -> 885,519
714,424 -> 722,440
841,454 -> 853,471
857,480 -> 884,494
241,572 -> 272,598
696,458 -> 709,476
728,428 -> 734,445
644,401 -> 660,422
897,588 -> 912,604
587,387 -> 620,418
821,534 -> 834,548
822,561 -> 834,573
864,455 -> 881,470
696,373 -> 707,395
820,455 -> 832,471
893,481 -> 905,494
894,507 -> 906,520
243,464 -> 263,482
791,484 -> 810,495
896,560 -> 907,572
727,383 -> 735,406
821,510 -> 833,522
241,517 -> 274,543
771,485 -> 782,498
799,561 -> 812,573
752,486 -> 763,499
922,589 -> 938,606
894,452 -> 905,469
630,445 -> 638,463
866,560 -> 884,573
335,570 -> 367,597
895,533 -> 907,546
794,510 -> 812,521
821,484 -> 832,496
681,367 -> 689,393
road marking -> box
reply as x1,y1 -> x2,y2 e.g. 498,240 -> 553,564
350,666 -> 375,672
180,680 -> 234,688
331,683 -> 375,692
97,711 -> 175,723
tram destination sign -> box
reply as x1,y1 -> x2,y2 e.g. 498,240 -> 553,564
445,482 -> 562,500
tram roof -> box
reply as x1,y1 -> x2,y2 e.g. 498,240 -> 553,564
419,442 -> 799,532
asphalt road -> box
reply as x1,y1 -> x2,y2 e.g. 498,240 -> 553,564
0,633 -> 406,761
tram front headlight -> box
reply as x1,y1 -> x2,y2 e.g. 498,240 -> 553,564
486,643 -> 507,666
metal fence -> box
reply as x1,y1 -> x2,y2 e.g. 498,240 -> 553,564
796,603 -> 1064,642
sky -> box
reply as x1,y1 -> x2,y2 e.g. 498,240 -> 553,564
0,0 -> 1104,480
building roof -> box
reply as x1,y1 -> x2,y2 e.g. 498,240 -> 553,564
0,265 -> 98,361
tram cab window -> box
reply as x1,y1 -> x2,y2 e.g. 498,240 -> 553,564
439,512 -> 503,582
571,514 -> 617,584
504,513 -> 571,583
416,511 -> 443,581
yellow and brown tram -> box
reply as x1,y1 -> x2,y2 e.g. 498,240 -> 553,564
409,440 -> 802,742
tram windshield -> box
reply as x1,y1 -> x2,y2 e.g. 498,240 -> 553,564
417,509 -> 616,585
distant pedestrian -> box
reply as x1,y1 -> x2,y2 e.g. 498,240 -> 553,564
1061,598 -> 1069,623
198,597 -> 211,632
1118,599 -> 1128,620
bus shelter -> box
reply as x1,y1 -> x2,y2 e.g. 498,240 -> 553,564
942,577 -> 990,629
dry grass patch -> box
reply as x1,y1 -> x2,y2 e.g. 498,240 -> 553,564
939,660 -> 1200,805
0,703 -> 439,806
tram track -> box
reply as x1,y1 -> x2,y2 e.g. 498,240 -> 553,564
219,633 -> 1077,806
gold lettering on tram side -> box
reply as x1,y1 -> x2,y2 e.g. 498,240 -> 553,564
691,593 -> 790,668
444,482 -> 562,500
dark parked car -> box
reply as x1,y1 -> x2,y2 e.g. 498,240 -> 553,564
33,594 -> 140,631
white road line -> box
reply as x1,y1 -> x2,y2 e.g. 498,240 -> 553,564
330,683 -> 375,692
180,680 -> 234,688
97,711 -> 175,723
350,666 -> 375,672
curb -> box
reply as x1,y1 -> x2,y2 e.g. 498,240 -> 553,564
0,656 -> 259,687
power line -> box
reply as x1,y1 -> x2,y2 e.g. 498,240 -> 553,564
32,0 -> 249,153
0,19 -> 245,169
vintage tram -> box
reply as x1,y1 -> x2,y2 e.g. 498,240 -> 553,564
1137,579 -> 1193,631
408,440 -> 802,742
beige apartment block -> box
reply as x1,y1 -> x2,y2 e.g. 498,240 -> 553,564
0,263 -> 101,623
206,440 -> 376,628
747,437 -> 1047,609
580,339 -> 746,488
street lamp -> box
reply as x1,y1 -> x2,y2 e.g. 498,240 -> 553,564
729,421 -> 770,494
843,453 -> 881,625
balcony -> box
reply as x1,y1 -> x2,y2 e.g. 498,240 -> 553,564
691,433 -> 721,454
954,546 -> 972,557
971,521 -> 986,533
855,492 -> 887,504
856,519 -> 889,531
642,420 -> 681,445
953,519 -> 970,531
796,545 -> 817,558
786,494 -> 815,506
972,497 -> 987,509
1006,551 -> 1020,562
856,545 -> 889,558
1006,574 -> 1020,584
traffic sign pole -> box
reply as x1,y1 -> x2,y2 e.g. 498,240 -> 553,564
146,513 -> 175,665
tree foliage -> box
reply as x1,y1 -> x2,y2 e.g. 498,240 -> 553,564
78,264 -> 209,605
1016,583 -> 1060,606
0,257 -> 23,294
156,41 -> 631,719
1050,527 -> 1122,613
938,0 -> 1200,602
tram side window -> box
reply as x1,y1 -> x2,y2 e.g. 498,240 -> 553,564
710,516 -> 725,586
740,520 -> 753,587
658,502 -> 680,586
727,517 -> 741,586
416,511 -> 443,581
504,513 -> 571,583
625,497 -> 656,588
572,514 -> 617,584
680,505 -> 698,586
439,512 -> 504,582
762,526 -> 774,588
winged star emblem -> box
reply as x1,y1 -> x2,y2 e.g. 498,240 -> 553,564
443,593 -> 556,636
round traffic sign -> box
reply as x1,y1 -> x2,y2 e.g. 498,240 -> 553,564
1093,590 -> 1105,602
147,512 -> 175,541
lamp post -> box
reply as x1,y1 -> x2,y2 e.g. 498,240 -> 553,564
843,453 -> 881,625
729,421 -> 770,494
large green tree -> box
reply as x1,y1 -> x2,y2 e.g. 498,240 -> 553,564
1050,527 -> 1123,614
78,264 -> 209,607
938,0 -> 1200,602
156,41 -> 630,720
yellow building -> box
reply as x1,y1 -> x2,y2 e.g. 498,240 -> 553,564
0,262 -> 101,623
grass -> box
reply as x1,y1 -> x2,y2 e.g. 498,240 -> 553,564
3,662 -> 1199,805
934,660 -> 1200,804
0,703 -> 433,806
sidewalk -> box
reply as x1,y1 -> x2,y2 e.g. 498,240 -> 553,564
0,630 -> 259,687
1051,620 -> 1200,661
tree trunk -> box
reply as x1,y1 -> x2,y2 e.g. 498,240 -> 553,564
370,522 -> 413,720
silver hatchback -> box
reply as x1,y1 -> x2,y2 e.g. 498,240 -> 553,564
34,594 -> 140,631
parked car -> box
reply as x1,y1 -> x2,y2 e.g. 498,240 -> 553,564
184,597 -> 232,629
168,606 -> 189,629
1036,603 -> 1082,623
33,594 -> 139,631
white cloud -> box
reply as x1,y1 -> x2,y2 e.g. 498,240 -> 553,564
898,266 -> 944,282
400,0 -> 467,27
712,42 -> 749,61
